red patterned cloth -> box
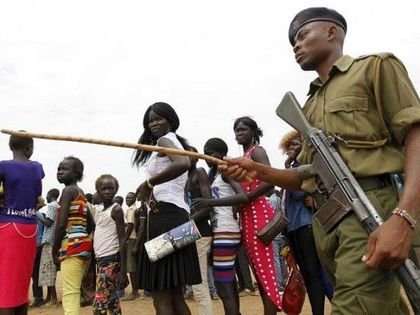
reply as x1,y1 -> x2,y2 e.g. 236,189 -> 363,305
240,145 -> 282,310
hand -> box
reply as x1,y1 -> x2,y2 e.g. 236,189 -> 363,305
362,215 -> 413,270
218,157 -> 258,182
131,244 -> 138,257
304,196 -> 315,209
36,196 -> 46,210
136,181 -> 152,203
192,198 -> 211,210
118,272 -> 129,289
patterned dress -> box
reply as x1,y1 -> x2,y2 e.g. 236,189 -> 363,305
59,194 -> 92,261
240,145 -> 282,309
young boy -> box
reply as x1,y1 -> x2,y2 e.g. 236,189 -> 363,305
37,188 -> 60,306
93,174 -> 128,314
123,192 -> 140,300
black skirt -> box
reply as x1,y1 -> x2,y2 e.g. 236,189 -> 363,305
137,201 -> 202,291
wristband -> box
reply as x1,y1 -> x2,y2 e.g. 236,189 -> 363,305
392,207 -> 417,230
146,178 -> 154,189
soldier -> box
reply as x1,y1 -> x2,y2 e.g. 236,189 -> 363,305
221,7 -> 420,315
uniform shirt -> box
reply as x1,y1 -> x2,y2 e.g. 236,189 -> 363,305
298,54 -> 420,192
146,132 -> 189,212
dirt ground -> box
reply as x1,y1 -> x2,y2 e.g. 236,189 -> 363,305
29,273 -> 414,315
28,272 -> 330,315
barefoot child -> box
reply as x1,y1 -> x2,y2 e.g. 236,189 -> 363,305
0,133 -> 44,315
52,156 -> 94,315
93,174 -> 128,315
123,192 -> 140,300
38,188 -> 61,307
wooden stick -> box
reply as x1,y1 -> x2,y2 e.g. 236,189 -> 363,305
1,129 -> 252,181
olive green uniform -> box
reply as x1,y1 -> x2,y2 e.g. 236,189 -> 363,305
298,53 -> 420,315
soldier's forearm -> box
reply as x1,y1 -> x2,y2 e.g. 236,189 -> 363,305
400,124 -> 420,218
254,163 -> 302,191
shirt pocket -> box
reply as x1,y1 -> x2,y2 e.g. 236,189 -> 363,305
324,95 -> 386,148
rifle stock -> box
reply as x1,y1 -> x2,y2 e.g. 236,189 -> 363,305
276,91 -> 420,314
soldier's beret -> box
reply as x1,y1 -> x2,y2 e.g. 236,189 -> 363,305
289,7 -> 347,46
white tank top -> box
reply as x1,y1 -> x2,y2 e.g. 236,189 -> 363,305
146,132 -> 189,212
211,173 -> 240,233
93,203 -> 120,258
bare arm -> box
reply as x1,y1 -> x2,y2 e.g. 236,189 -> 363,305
111,205 -> 129,287
136,137 -> 190,201
52,186 -> 78,265
364,124 -> 420,269
219,157 -> 302,191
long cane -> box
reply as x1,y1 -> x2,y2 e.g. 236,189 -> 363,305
1,129 -> 252,182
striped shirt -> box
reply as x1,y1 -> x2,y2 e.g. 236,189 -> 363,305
59,194 -> 92,261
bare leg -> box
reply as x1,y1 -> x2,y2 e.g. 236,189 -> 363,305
129,273 -> 139,296
173,286 -> 191,315
216,282 -> 240,315
152,289 -> 175,315
0,308 -> 14,315
257,280 -> 278,315
14,304 -> 28,315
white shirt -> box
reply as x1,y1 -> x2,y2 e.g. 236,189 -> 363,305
211,173 -> 240,233
146,132 -> 189,212
93,203 -> 120,258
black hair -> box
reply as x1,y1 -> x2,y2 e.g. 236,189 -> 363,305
9,132 -> 33,151
63,156 -> 84,181
133,102 -> 189,166
47,188 -> 60,199
204,138 -> 228,156
95,174 -> 119,192
233,116 -> 263,144
204,138 -> 228,183
113,196 -> 124,206
126,192 -> 136,197
85,193 -> 93,203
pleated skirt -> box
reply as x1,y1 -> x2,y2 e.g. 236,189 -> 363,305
137,201 -> 201,291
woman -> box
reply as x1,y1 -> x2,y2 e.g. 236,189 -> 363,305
134,102 -> 201,315
232,117 -> 282,314
193,117 -> 282,315
280,130 -> 333,315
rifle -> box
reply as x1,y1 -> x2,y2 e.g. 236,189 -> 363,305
276,91 -> 420,314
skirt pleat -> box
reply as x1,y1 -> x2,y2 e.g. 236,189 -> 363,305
137,202 -> 201,291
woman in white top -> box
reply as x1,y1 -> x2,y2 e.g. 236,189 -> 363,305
134,102 -> 201,315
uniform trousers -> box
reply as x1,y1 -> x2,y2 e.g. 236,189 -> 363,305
312,185 -> 410,315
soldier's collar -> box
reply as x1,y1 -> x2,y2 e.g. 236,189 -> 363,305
307,55 -> 355,96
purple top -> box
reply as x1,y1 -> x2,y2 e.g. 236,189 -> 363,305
0,160 -> 45,224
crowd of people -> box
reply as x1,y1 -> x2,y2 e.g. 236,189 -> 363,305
1,6 -> 419,315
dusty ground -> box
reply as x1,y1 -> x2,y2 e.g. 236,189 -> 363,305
28,272 -> 330,315
29,273 -> 414,315
29,292 -> 330,315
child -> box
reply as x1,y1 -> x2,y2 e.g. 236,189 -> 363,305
52,156 -> 94,315
123,192 -> 140,300
93,175 -> 129,314
37,188 -> 61,307
0,133 -> 44,315
192,138 -> 246,315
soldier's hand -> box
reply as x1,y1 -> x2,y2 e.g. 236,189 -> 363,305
362,215 -> 413,270
218,157 -> 257,182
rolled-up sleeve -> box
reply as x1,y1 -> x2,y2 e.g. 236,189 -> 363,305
379,56 -> 420,145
